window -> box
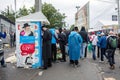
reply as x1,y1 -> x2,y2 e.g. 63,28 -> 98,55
112,15 -> 117,21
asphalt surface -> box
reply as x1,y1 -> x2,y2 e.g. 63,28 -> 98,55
1,47 -> 120,80
0,59 -> 102,80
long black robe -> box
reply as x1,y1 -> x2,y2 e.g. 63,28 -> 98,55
42,29 -> 52,68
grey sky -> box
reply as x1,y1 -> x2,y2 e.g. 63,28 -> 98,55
0,0 -> 89,26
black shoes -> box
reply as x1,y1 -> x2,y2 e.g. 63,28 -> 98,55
60,60 -> 66,62
109,65 -> 115,70
1,64 -> 7,67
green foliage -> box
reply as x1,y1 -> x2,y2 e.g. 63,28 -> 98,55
1,6 -> 15,22
70,24 -> 74,30
0,3 -> 66,28
29,6 -> 35,13
42,3 -> 66,28
17,6 -> 29,18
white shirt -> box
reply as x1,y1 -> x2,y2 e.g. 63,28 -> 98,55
91,35 -> 98,45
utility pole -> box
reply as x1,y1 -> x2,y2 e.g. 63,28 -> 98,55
118,0 -> 120,33
14,0 -> 16,20
35,0 -> 42,12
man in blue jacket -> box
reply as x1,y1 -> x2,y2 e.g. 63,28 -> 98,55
99,32 -> 107,62
68,27 -> 83,67
49,28 -> 58,62
0,30 -> 7,67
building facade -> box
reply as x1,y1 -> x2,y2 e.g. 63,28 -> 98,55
0,15 -> 15,44
75,0 -> 118,33
0,15 -> 15,33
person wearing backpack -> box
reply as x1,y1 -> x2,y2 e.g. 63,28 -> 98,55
106,31 -> 118,70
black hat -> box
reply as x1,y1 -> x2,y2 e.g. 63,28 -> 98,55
23,23 -> 30,28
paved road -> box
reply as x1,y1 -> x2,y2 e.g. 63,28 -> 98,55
1,48 -> 120,80
0,48 -> 103,80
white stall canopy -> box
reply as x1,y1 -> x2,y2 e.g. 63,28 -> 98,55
16,11 -> 50,25
98,20 -> 118,26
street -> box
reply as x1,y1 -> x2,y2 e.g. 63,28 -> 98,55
0,48 -> 119,80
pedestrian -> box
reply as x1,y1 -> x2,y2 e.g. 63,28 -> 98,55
0,29 -> 7,67
90,32 -> 98,60
42,25 -> 52,70
99,32 -> 108,62
10,31 -> 14,48
106,31 -> 118,70
68,27 -> 83,67
63,28 -> 71,55
13,32 -> 16,46
58,28 -> 67,62
49,28 -> 58,62
79,26 -> 89,59
96,32 -> 101,58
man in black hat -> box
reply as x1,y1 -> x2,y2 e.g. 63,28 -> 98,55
42,25 -> 52,70
20,23 -> 33,36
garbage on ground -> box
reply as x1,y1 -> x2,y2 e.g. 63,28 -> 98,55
5,55 -> 17,63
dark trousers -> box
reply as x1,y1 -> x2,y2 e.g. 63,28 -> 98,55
97,46 -> 100,58
107,49 -> 115,66
92,45 -> 96,60
0,57 -> 5,66
47,58 -> 52,67
84,46 -> 87,58
101,48 -> 107,61
60,43 -> 66,61
43,58 -> 52,68
51,44 -> 57,61
70,60 -> 78,65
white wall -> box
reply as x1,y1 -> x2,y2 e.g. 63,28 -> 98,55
1,18 -> 15,33
89,1 -> 117,29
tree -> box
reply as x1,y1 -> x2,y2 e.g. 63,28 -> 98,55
1,6 -> 15,22
29,6 -> 35,13
70,24 -> 74,30
17,6 -> 29,18
42,3 -> 66,28
0,3 -> 66,28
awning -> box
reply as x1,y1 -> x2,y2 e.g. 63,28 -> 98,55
99,20 -> 118,26
16,11 -> 50,25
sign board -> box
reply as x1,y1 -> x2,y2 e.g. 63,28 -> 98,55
16,22 -> 42,68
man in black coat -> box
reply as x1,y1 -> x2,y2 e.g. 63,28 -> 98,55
58,28 -> 67,62
79,26 -> 89,58
42,26 -> 52,70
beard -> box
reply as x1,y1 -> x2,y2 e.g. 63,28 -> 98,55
25,30 -> 31,36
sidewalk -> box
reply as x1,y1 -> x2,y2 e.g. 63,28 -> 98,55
89,49 -> 120,80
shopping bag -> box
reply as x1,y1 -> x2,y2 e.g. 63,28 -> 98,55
88,43 -> 92,53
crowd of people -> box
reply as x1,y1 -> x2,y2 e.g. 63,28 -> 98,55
41,25 -> 120,70
0,25 -> 120,70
